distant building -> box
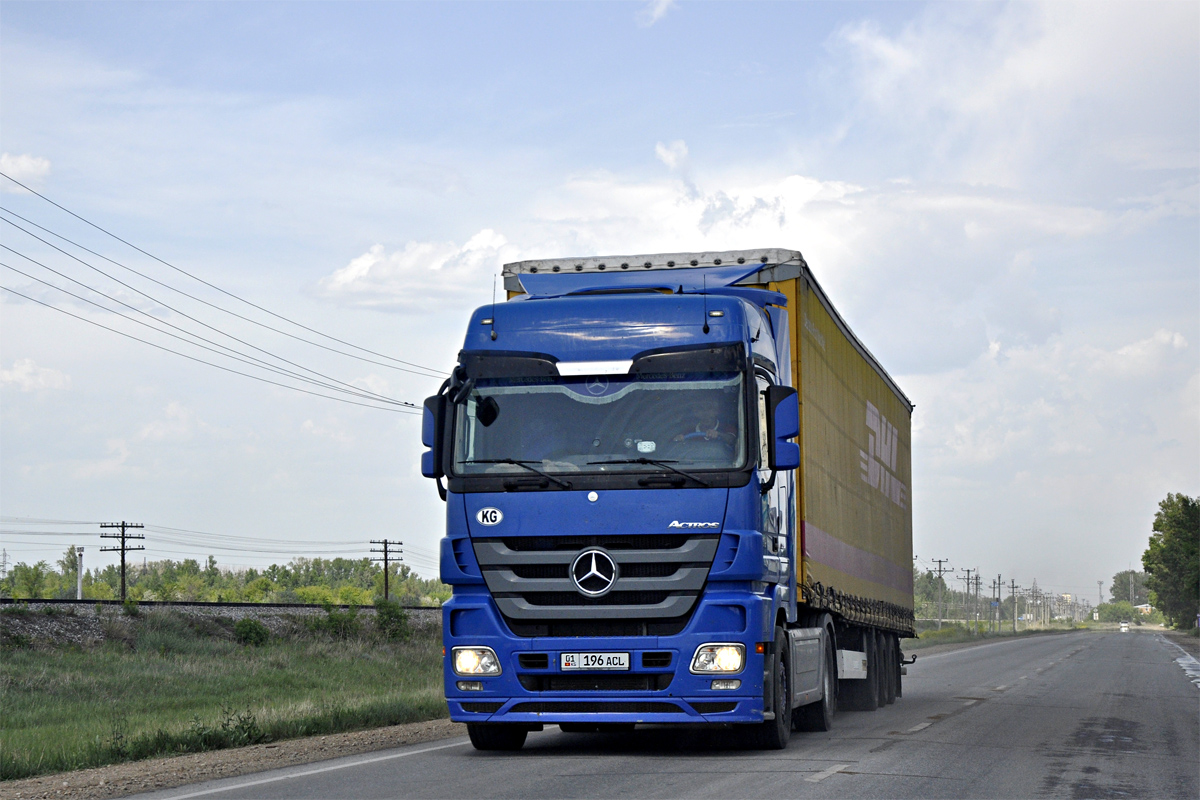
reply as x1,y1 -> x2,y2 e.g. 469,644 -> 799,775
1134,603 -> 1154,615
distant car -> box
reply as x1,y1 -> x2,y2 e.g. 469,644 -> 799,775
1119,622 -> 1129,633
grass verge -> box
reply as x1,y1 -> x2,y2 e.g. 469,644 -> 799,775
905,622 -> 1083,650
0,607 -> 445,780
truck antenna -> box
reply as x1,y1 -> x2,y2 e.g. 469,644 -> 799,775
490,273 -> 498,340
702,273 -> 710,334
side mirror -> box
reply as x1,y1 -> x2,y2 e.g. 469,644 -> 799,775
765,385 -> 800,471
421,395 -> 447,479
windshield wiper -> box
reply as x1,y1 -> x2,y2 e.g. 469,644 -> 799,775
586,457 -> 710,488
464,459 -> 572,489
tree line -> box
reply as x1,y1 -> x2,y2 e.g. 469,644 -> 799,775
1,550 -> 451,607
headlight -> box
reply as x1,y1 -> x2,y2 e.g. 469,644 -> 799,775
690,643 -> 745,674
452,646 -> 501,676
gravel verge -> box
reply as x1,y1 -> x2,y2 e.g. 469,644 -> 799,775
0,718 -> 464,800
1163,629 -> 1199,658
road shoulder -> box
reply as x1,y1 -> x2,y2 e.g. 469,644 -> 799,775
0,718 -> 464,800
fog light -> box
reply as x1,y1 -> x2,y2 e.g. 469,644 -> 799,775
690,643 -> 745,674
711,679 -> 741,690
457,681 -> 483,691
452,646 -> 501,675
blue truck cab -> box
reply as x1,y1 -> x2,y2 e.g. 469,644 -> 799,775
422,251 -> 846,751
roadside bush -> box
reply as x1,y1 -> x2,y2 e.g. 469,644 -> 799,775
122,599 -> 140,617
307,600 -> 361,640
234,618 -> 270,646
183,705 -> 266,750
373,598 -> 410,641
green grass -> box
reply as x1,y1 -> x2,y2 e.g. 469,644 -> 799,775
906,622 -> 1081,650
0,609 -> 445,780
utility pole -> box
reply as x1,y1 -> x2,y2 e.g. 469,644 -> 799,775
995,575 -> 1002,632
1097,580 -> 1103,608
975,574 -> 982,632
961,568 -> 975,634
100,522 -> 145,601
932,559 -> 950,630
1010,578 -> 1018,633
370,540 -> 403,601
0,548 -> 8,580
77,546 -> 85,600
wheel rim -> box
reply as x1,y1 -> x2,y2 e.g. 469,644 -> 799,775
779,652 -> 789,727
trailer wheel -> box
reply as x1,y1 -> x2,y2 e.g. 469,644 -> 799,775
794,627 -> 836,732
747,627 -> 791,749
467,723 -> 527,751
883,634 -> 897,705
839,627 -> 879,711
875,631 -> 889,708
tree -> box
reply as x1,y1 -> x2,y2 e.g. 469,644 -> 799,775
57,546 -> 79,584
1095,601 -> 1137,623
12,561 -> 50,599
1109,570 -> 1149,606
1142,493 -> 1199,629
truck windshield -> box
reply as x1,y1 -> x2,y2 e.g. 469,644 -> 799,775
452,372 -> 746,475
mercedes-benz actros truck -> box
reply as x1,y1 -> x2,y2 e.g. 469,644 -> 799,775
421,249 -> 914,751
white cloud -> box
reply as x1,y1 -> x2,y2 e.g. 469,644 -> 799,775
830,3 -> 1200,187
0,153 -> 51,191
637,0 -> 678,28
138,402 -> 193,442
911,328 -> 1194,471
301,418 -> 352,444
0,359 -> 70,391
654,140 -> 688,171
316,229 -> 513,312
73,438 -> 131,479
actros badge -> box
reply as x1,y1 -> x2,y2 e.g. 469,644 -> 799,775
476,508 -> 503,526
571,549 -> 618,596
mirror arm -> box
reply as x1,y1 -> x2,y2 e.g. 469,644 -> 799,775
436,477 -> 447,502
760,469 -> 777,495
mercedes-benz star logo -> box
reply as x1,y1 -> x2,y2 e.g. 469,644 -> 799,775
585,377 -> 608,396
570,549 -> 618,597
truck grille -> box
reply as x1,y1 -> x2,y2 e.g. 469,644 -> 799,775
518,674 -> 673,692
472,534 -> 719,637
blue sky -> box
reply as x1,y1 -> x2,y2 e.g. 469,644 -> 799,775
1,1 -> 1196,603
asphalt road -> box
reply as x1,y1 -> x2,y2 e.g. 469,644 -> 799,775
143,630 -> 1198,799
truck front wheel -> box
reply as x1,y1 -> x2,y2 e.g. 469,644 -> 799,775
747,627 -> 792,749
467,723 -> 528,751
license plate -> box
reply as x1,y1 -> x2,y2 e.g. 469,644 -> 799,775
560,652 -> 630,671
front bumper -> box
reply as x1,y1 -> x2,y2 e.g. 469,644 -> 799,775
443,586 -> 771,725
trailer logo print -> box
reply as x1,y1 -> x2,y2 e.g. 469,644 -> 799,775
859,401 -> 908,509
571,549 -> 618,596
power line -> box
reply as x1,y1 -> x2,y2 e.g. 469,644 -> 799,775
0,212 -> 445,381
0,517 -> 103,525
0,284 -> 418,414
0,174 -> 446,375
2,259 -> 415,408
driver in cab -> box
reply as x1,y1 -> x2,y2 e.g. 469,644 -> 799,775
673,395 -> 736,446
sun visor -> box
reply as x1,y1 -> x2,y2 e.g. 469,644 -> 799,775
630,342 -> 746,375
459,350 -> 559,378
